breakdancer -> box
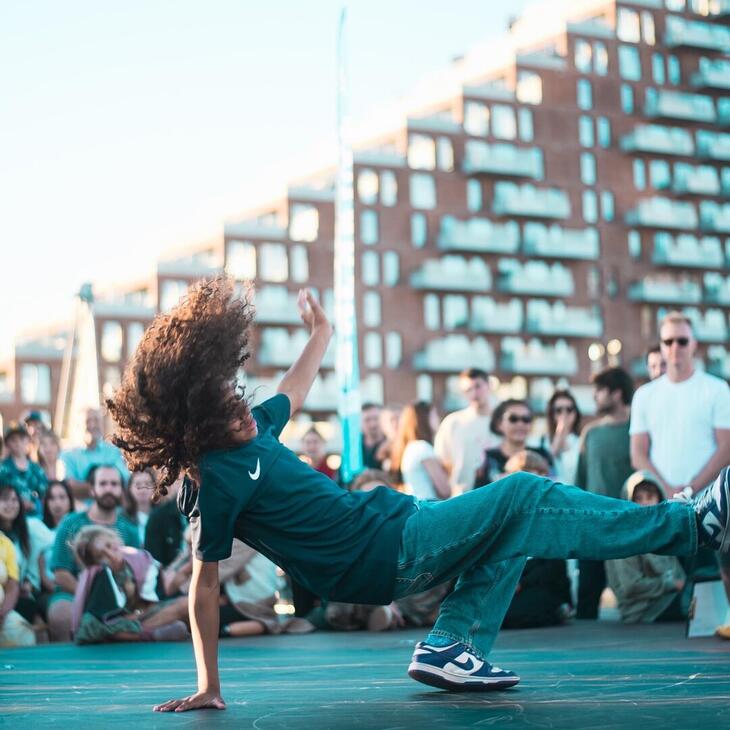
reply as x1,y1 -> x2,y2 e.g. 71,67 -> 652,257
106,277 -> 729,713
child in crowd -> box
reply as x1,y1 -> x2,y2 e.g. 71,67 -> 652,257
0,423 -> 47,515
606,471 -> 689,623
70,525 -> 189,644
0,531 -> 35,647
104,278 -> 728,712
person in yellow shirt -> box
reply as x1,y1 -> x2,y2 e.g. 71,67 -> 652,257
0,531 -> 35,646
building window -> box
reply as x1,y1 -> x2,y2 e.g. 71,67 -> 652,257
362,252 -> 379,286
101,321 -> 123,363
357,168 -> 379,204
227,239 -> 256,280
518,108 -> 534,141
652,53 -> 665,85
259,244 -> 288,282
579,115 -> 594,147
408,134 -> 436,170
437,137 -> 454,172
127,322 -> 145,353
597,116 -> 611,148
424,294 -> 440,330
601,191 -> 615,221
628,230 -> 642,259
621,84 -> 634,114
587,267 -> 601,299
363,292 -> 381,327
290,245 -> 309,283
382,251 -> 399,286
386,332 -> 402,368
582,190 -> 598,223
665,0 -> 685,12
641,12 -> 656,45
364,332 -> 383,369
580,153 -> 596,185
577,79 -> 592,111
410,173 -> 437,210
617,7 -> 640,43
516,72 -> 542,104
380,170 -> 397,206
467,180 -> 483,213
360,210 -> 379,245
160,279 -> 188,311
464,101 -> 489,136
649,159 -> 671,189
633,159 -> 646,190
594,42 -> 608,75
289,203 -> 319,242
411,213 -> 427,248
667,55 -> 681,85
20,364 -> 51,405
492,104 -> 517,140
443,295 -> 469,330
618,45 -> 642,81
574,39 -> 592,73
416,374 -> 433,402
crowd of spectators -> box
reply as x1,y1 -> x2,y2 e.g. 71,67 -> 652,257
1,311 -> 729,649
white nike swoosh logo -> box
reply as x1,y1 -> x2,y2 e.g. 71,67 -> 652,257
248,458 -> 261,481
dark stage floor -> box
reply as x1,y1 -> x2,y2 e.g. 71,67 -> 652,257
2,621 -> 729,729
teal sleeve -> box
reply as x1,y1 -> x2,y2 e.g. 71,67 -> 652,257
254,393 -> 291,439
50,517 -> 79,576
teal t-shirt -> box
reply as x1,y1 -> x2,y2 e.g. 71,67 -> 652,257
179,393 -> 417,604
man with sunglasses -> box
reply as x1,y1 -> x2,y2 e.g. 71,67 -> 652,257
630,312 -> 730,500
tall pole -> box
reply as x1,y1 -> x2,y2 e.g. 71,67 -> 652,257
334,6 -> 363,483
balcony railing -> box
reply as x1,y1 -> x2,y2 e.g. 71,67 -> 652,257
463,140 -> 544,179
707,346 -> 730,380
413,335 -> 496,372
525,300 -> 603,337
500,337 -> 578,376
704,273 -> 730,304
620,124 -> 694,156
410,256 -> 492,292
653,233 -> 724,268
692,57 -> 730,90
437,216 -> 520,254
254,286 -> 303,324
657,307 -> 728,343
629,276 -> 702,304
497,259 -> 574,297
645,90 -> 716,123
700,202 -> 730,233
493,183 -> 571,219
664,14 -> 730,53
719,97 -> 730,126
696,130 -> 730,161
625,197 -> 698,230
523,223 -> 600,260
470,297 -> 524,334
672,163 -> 721,195
258,328 -> 335,368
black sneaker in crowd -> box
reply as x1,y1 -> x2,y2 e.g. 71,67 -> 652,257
694,466 -> 730,553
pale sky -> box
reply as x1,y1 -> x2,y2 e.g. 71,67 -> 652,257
0,0 -> 527,361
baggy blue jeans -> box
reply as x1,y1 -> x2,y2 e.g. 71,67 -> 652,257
392,473 -> 697,659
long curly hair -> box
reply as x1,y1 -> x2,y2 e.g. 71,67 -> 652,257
107,276 -> 255,502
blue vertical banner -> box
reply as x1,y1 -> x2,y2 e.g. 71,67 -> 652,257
334,6 -> 363,484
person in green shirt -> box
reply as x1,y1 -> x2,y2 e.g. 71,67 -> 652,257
106,276 -> 727,712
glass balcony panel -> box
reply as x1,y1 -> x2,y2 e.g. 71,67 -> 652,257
653,232 -> 724,267
462,140 -> 543,179
525,300 -> 603,337
437,216 -> 520,254
500,337 -> 578,376
700,202 -> 730,232
664,14 -> 730,53
629,276 -> 702,303
692,57 -> 730,89
625,196 -> 698,229
493,183 -> 571,219
523,223 -> 600,259
470,296 -> 524,333
413,335 -> 496,372
704,273 -> 730,304
656,306 -> 728,342
696,130 -> 730,160
644,89 -> 716,123
497,259 -> 575,296
254,286 -> 302,324
410,255 -> 492,292
621,124 -> 694,156
672,163 -> 720,194
707,346 -> 730,380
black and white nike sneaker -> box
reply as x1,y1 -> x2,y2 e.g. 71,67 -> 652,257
694,466 -> 730,553
408,640 -> 520,691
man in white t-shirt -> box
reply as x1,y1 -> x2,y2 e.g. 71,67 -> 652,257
630,312 -> 730,498
434,368 -> 493,496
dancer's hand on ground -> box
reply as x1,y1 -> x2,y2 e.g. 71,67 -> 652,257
153,690 -> 226,713
297,289 -> 332,338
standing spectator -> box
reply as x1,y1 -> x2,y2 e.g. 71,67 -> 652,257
37,429 -> 66,483
62,408 -> 130,498
125,469 -> 156,545
374,404 -> 402,472
474,400 -> 552,486
0,533 -> 35,647
47,464 -> 139,642
631,312 -> 730,499
0,422 -> 47,515
390,401 -> 450,501
23,411 -> 46,463
300,427 -> 337,481
360,403 -> 386,469
434,368 -> 493,495
144,478 -> 186,568
543,390 -> 582,484
646,344 -> 666,381
574,367 -> 635,619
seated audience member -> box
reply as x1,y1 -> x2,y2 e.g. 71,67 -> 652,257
39,480 -> 76,600
361,403 -> 386,469
125,469 -> 155,545
500,452 -> 572,629
61,408 -> 130,499
70,526 -> 189,644
37,429 -> 66,483
48,465 -> 139,642
0,422 -> 47,515
605,471 -> 689,624
144,477 -> 186,568
23,411 -> 46,461
300,427 -> 337,481
475,400 -> 553,487
350,469 -> 399,493
0,484 -> 54,626
543,390 -> 582,484
390,401 -> 450,500
0,532 -> 35,647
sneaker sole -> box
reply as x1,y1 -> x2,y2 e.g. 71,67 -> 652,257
408,661 -> 520,692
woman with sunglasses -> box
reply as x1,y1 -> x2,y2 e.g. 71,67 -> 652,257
544,390 -> 582,484
474,400 -> 553,487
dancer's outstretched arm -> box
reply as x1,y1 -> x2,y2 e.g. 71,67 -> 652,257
153,559 -> 225,713
277,288 -> 333,414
